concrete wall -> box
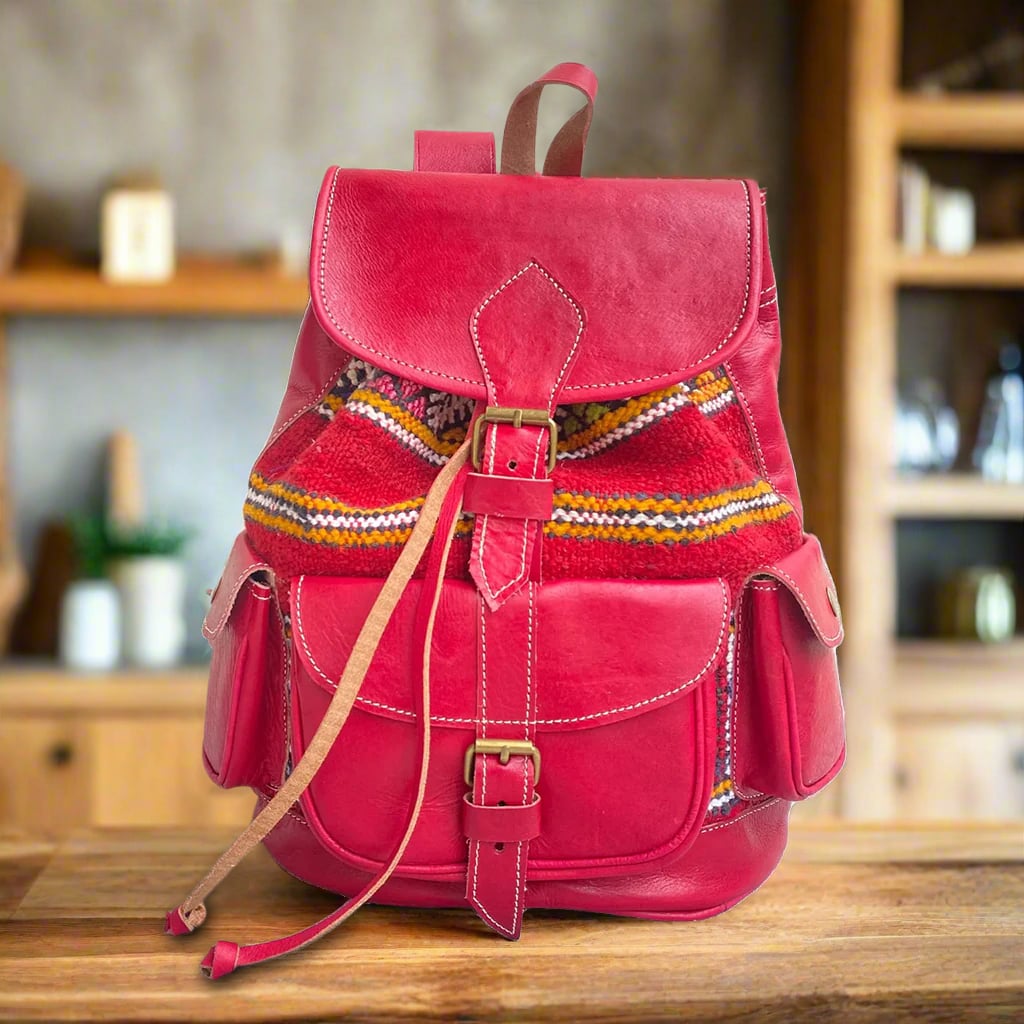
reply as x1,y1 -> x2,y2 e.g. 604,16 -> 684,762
0,0 -> 794,654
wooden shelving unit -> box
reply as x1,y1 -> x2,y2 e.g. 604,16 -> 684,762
0,251 -> 309,317
896,94 -> 1024,150
791,1 -> 1024,820
0,663 -> 208,712
892,244 -> 1024,288
0,249 -> 309,661
894,640 -> 1024,715
0,251 -> 308,835
888,474 -> 1024,518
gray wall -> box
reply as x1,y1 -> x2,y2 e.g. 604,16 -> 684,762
1,0 -> 794,655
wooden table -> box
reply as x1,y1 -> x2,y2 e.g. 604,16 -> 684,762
1,824 -> 1022,1022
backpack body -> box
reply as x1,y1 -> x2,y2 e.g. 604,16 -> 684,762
174,64 -> 844,975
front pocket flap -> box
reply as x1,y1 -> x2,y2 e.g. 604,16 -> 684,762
202,531 -> 273,641
291,575 -> 729,731
747,534 -> 842,649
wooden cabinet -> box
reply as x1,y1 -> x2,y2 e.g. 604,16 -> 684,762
0,667 -> 252,836
895,721 -> 1024,819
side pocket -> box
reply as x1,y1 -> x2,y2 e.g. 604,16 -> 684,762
735,534 -> 845,801
201,532 -> 285,790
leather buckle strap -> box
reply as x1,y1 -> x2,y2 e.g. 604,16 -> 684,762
464,739 -> 541,786
471,406 -> 558,474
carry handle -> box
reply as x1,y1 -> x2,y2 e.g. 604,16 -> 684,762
500,62 -> 598,177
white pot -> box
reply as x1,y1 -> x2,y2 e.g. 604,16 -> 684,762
59,579 -> 121,671
111,556 -> 187,669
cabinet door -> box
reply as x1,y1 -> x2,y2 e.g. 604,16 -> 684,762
88,714 -> 255,828
894,721 -> 1024,819
0,717 -> 91,836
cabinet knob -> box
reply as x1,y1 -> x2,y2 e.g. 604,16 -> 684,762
48,742 -> 75,767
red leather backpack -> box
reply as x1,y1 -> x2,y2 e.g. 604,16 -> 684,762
167,63 -> 845,979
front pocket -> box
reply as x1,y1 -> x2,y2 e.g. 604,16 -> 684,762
734,534 -> 845,800
201,532 -> 285,790
289,575 -> 728,880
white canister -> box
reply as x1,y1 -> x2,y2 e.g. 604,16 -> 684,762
111,556 -> 188,669
59,579 -> 122,671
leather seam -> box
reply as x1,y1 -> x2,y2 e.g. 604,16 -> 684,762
723,359 -> 773,485
262,361 -> 345,453
319,167 -> 481,387
700,796 -> 780,834
202,561 -> 272,640
748,562 -> 842,645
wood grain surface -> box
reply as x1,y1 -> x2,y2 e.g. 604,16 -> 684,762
0,824 -> 1021,1022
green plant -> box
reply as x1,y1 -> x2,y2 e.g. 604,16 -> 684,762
67,515 -> 191,577
105,521 -> 192,560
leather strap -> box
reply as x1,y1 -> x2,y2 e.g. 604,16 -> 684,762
467,262 -> 584,610
466,584 -> 539,939
166,439 -> 471,976
413,130 -> 496,174
500,62 -> 598,177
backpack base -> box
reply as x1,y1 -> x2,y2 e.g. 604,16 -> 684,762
258,794 -> 790,923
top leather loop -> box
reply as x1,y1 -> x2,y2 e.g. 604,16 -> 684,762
500,62 -> 598,177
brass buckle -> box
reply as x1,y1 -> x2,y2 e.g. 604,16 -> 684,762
464,739 -> 542,786
470,406 -> 558,474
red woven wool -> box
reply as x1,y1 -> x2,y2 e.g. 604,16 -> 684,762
245,364 -> 801,590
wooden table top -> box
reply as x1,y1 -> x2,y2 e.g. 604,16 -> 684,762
0,823 -> 1022,1022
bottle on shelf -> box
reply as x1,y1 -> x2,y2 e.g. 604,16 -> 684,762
973,341 -> 1024,484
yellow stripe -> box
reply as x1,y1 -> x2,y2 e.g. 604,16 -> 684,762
348,389 -> 466,456
552,480 -> 777,515
543,501 -> 793,544
557,386 -> 682,453
249,473 -> 426,515
710,779 -> 734,798
688,374 -> 732,405
244,503 -> 474,549
246,496 -> 792,549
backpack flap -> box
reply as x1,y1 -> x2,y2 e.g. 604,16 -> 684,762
309,167 -> 762,402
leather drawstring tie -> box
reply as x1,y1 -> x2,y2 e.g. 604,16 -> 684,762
165,439 -> 471,978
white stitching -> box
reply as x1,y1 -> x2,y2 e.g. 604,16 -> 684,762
476,429 -> 544,603
317,171 -> 754,397
731,596 -> 761,801
318,168 -> 480,386
759,295 -> 778,309
700,797 -> 779,834
294,578 -> 729,725
469,261 -> 584,605
201,560 -> 271,639
753,565 -> 843,645
262,362 -> 345,453
560,179 -> 753,390
724,359 -> 772,484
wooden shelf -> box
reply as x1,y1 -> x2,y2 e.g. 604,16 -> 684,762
892,243 -> 1024,289
0,251 -> 308,317
0,663 -> 208,712
887,475 -> 1024,519
896,93 -> 1024,151
894,640 -> 1024,717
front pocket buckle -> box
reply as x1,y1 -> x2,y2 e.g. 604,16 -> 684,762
464,739 -> 542,786
471,406 -> 558,474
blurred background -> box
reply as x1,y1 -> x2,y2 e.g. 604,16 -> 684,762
0,0 -> 1020,832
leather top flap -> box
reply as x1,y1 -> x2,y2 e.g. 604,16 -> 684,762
310,167 -> 763,401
